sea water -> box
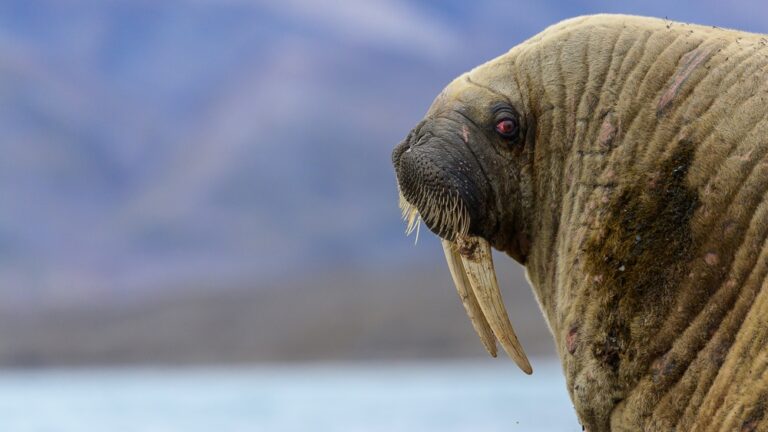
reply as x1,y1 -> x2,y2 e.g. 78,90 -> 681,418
0,359 -> 580,432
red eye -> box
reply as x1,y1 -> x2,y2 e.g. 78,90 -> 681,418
495,118 -> 518,138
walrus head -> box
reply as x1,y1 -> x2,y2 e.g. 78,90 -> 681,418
392,67 -> 535,374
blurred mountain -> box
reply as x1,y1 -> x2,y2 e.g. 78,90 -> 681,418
0,0 -> 438,303
3,0 -> 767,305
0,257 -> 555,366
2,1 -> 768,363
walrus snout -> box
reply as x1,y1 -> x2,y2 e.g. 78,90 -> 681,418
392,115 -> 533,373
391,80 -> 537,374
392,116 -> 493,240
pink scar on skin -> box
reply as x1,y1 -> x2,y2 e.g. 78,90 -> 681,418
566,325 -> 579,354
651,352 -> 676,382
739,149 -> 754,162
657,46 -> 716,115
704,252 -> 720,266
722,220 -> 737,237
461,124 -> 470,143
647,171 -> 661,188
597,113 -> 618,149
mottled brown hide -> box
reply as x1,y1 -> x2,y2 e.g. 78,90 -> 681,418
396,13 -> 768,432
495,15 -> 768,431
509,16 -> 768,431
581,143 -> 697,389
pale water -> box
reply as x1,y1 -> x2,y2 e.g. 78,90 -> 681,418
0,359 -> 580,432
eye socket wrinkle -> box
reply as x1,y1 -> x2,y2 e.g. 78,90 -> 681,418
491,102 -> 514,115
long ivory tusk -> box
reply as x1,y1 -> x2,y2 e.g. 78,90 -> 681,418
441,239 -> 497,357
457,236 -> 532,374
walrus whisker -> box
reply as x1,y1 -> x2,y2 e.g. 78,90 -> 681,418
399,187 -> 471,241
413,216 -> 421,244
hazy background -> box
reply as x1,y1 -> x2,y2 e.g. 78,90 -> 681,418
2,0 -> 767,368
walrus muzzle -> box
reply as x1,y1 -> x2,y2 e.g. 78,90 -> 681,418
392,115 -> 532,374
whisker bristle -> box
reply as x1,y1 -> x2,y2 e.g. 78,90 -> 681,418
398,187 -> 471,241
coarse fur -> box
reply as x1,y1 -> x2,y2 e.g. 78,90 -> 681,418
392,14 -> 768,431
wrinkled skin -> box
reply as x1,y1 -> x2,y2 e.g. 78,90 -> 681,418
392,14 -> 768,431
392,79 -> 534,262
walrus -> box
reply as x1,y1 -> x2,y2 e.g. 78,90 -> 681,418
391,14 -> 768,431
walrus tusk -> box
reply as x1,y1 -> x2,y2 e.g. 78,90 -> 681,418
441,239 -> 497,357
457,236 -> 532,374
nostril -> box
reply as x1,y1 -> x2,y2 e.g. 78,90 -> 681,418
391,139 -> 411,166
402,138 -> 412,151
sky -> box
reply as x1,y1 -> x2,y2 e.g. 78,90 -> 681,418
2,0 -> 768,307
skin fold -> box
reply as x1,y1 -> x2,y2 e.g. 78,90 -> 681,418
392,14 -> 768,431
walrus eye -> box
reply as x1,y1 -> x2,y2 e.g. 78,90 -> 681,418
495,117 -> 519,139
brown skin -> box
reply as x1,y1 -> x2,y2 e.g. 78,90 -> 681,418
392,14 -> 768,431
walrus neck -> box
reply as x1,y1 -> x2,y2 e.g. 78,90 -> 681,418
510,17 -> 768,430
506,31 -> 607,338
